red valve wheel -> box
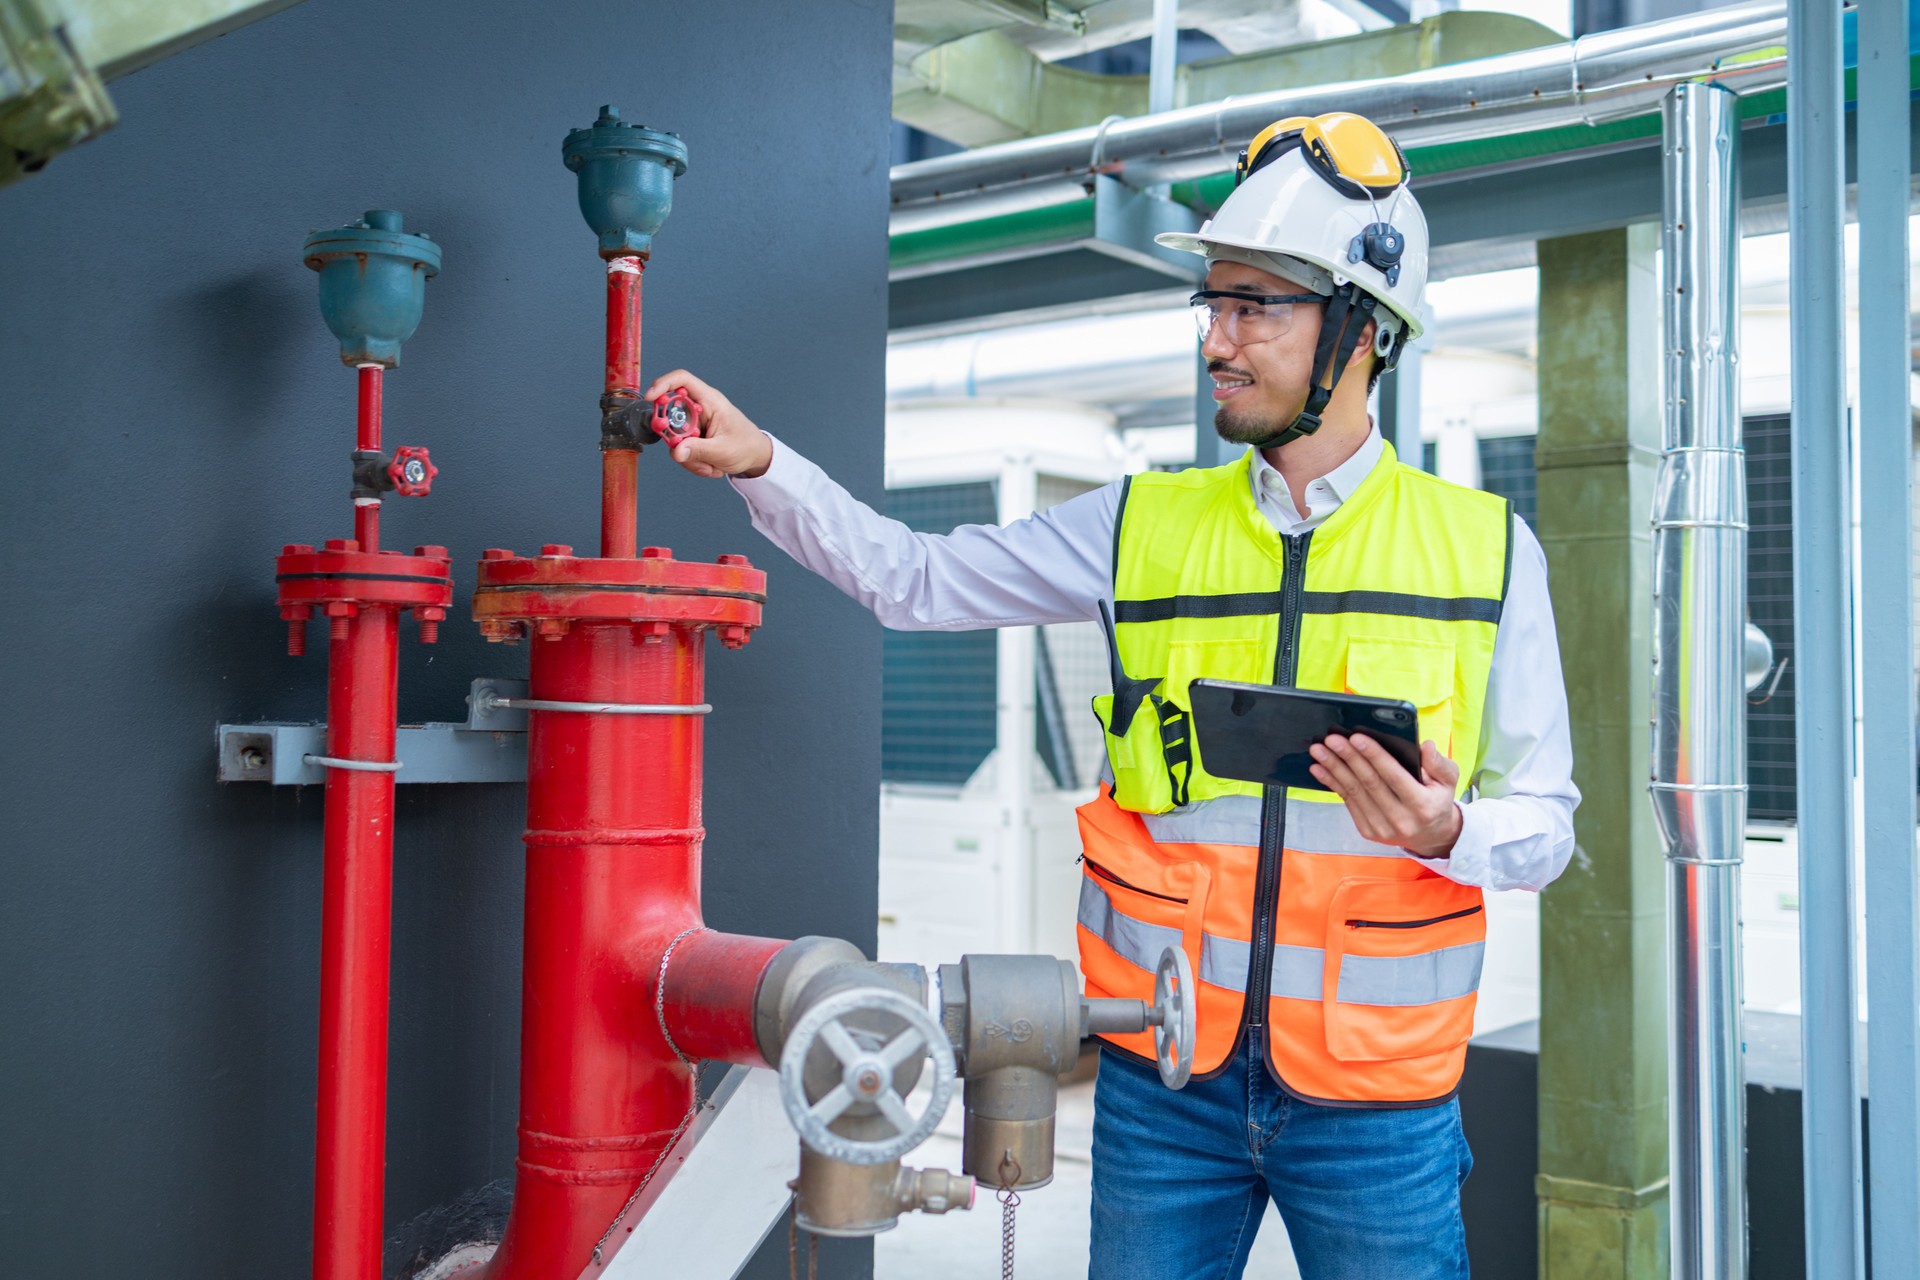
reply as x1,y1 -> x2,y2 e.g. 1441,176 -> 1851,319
650,389 -> 700,449
387,446 -> 437,497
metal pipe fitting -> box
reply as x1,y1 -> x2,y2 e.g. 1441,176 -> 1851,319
562,105 -> 689,259
791,1150 -> 976,1237
938,955 -> 1083,1191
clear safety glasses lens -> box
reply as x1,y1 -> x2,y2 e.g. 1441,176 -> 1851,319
1190,290 -> 1324,345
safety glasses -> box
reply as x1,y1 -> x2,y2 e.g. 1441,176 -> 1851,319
1190,289 -> 1326,346
1234,112 -> 1409,201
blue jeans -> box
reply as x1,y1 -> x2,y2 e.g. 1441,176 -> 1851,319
1088,1035 -> 1472,1280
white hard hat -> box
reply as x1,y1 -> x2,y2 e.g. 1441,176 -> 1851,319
1157,114 -> 1429,345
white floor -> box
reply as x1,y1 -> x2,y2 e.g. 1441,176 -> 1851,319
877,1076 -> 1301,1280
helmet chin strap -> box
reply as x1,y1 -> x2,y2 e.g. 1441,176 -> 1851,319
1243,285 -> 1377,451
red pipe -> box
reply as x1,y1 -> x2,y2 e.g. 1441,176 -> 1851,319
355,365 -> 383,552
659,931 -> 789,1067
314,593 -> 400,1280
601,257 -> 643,560
484,617 -> 707,1277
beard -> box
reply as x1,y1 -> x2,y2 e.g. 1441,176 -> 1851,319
1209,363 -> 1307,446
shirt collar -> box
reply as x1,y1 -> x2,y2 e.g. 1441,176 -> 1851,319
1247,426 -> 1385,519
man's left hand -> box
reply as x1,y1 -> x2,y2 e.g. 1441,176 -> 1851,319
1307,736 -> 1462,858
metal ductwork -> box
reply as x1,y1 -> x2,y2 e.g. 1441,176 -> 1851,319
890,0 -> 1789,234
1651,82 -> 1747,1280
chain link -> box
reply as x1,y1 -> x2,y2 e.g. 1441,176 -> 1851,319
996,1151 -> 1022,1280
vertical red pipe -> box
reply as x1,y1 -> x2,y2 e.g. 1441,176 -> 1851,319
482,617 -> 706,1278
601,257 -> 643,559
314,603 -> 400,1280
355,366 -> 383,552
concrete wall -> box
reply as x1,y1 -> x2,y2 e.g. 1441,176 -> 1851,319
0,2 -> 890,1275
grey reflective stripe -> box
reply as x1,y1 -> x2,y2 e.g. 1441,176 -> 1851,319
1337,942 -> 1485,1007
1080,880 -> 1485,1007
1269,944 -> 1324,1001
1201,932 -> 1251,991
1284,799 -> 1410,858
1140,796 -> 1410,857
1143,795 -> 1263,846
1077,877 -> 1183,975
1300,589 -> 1502,625
1079,878 -> 1252,991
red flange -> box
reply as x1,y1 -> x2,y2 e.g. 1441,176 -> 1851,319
471,546 -> 764,647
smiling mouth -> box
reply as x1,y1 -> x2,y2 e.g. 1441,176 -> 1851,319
1210,368 -> 1254,400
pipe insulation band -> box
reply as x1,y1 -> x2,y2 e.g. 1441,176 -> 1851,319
482,696 -> 711,715
304,754 -> 403,772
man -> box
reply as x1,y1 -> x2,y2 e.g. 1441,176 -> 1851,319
648,112 -> 1576,1280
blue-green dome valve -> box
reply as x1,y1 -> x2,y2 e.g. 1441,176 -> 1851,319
562,105 -> 688,259
302,209 -> 442,368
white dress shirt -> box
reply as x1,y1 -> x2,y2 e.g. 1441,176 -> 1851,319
729,430 -> 1579,892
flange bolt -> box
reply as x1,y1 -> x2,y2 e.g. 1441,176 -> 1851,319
416,606 -> 446,645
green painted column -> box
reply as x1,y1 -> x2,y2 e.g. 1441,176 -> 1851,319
1532,225 -> 1670,1279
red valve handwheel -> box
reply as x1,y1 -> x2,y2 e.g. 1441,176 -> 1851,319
388,446 -> 437,497
650,389 -> 700,449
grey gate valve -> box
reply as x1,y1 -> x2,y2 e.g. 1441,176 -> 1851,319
779,986 -> 956,1166
1151,946 -> 1198,1090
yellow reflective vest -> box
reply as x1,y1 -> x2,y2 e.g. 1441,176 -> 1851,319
1077,442 -> 1513,1105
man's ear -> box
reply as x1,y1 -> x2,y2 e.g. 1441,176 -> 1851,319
1346,318 -> 1378,369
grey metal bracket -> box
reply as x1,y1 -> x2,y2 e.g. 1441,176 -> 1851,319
1090,174 -> 1206,282
217,678 -> 529,785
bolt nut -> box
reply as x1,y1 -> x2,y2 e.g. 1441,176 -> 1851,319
540,544 -> 574,558
283,544 -> 316,556
324,602 -> 358,618
324,538 -> 359,552
239,747 -> 268,770
479,620 -> 513,643
414,544 -> 450,559
719,624 -> 750,650
639,620 -> 670,640
717,554 -> 751,567
536,618 -> 570,640
641,545 -> 673,560
483,547 -> 516,561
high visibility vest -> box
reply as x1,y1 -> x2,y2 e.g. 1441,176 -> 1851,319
1077,443 -> 1513,1106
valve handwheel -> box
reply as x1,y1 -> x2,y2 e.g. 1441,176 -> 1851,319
650,388 -> 700,449
1153,946 -> 1197,1090
778,987 -> 956,1166
387,446 -> 438,497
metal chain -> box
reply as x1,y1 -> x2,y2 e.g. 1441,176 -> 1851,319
996,1152 -> 1022,1280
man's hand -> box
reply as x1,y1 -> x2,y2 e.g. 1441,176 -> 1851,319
642,370 -> 774,479
1307,736 -> 1463,858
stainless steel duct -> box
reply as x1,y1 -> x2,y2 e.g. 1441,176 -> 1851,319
1651,82 -> 1747,1280
891,0 -> 1789,235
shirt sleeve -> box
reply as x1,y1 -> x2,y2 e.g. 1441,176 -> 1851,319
1412,515 -> 1581,892
726,433 -> 1119,629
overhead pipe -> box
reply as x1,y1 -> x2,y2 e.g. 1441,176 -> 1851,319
1651,82 -> 1747,1280
283,210 -> 449,1280
889,0 -> 1790,234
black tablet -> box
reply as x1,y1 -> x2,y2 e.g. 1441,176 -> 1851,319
1187,678 -> 1421,793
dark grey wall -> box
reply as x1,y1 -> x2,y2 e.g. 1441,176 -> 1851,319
0,1 -> 890,1275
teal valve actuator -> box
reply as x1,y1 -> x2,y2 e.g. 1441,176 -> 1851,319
562,105 -> 688,259
302,209 -> 442,368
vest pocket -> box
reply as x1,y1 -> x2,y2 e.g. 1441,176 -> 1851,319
1320,877 -> 1485,1062
1344,635 -> 1456,760
1093,691 -> 1177,813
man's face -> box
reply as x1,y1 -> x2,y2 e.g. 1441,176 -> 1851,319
1200,260 -> 1326,446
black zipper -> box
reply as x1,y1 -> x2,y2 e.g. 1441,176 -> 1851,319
1242,531 -> 1311,1030
1081,856 -> 1189,904
1346,905 -> 1484,930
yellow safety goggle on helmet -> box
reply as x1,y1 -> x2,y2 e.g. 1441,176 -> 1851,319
1234,112 -> 1410,200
